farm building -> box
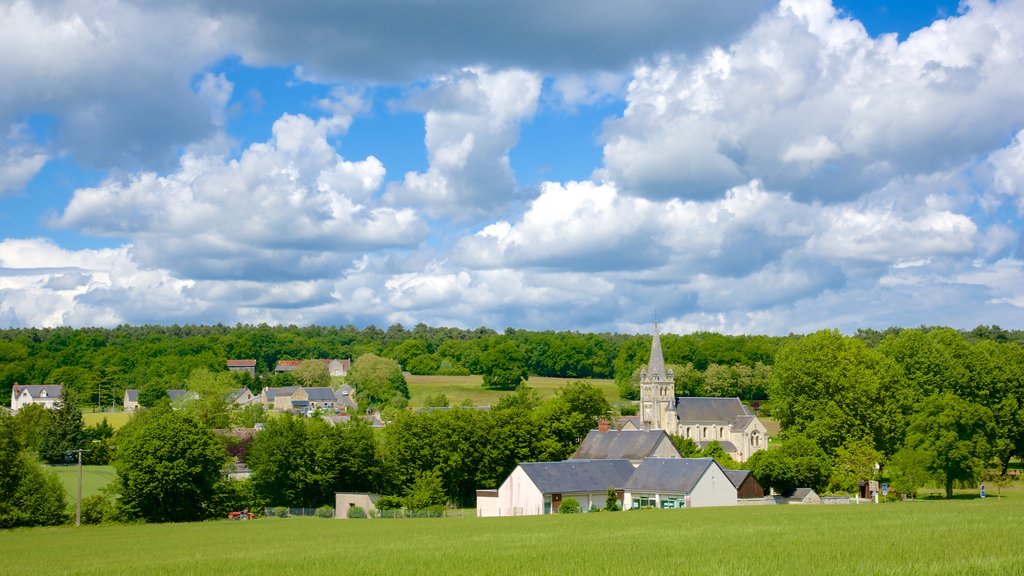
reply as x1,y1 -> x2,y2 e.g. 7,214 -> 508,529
571,426 -> 681,466
622,458 -> 737,509
725,469 -> 767,499
226,359 -> 257,377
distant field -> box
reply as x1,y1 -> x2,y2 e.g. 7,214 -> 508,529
82,411 -> 133,429
2,496 -> 1020,575
47,465 -> 116,501
406,375 -> 622,408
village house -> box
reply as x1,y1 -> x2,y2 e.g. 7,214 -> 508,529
226,359 -> 257,377
480,459 -> 636,516
10,384 -> 63,412
639,323 -> 769,462
274,358 -> 351,377
123,389 -> 140,411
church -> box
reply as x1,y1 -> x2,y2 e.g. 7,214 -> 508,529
637,324 -> 769,463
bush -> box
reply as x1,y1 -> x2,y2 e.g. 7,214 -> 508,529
375,495 -> 403,511
273,506 -> 289,518
559,498 -> 581,514
347,505 -> 366,519
316,505 -> 335,518
80,494 -> 114,525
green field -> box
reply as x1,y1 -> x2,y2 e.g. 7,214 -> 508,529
47,465 -> 116,501
406,375 -> 621,408
1,496 -> 1020,575
82,411 -> 133,429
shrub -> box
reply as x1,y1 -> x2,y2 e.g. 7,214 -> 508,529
375,495 -> 403,511
347,505 -> 366,519
316,505 -> 335,518
605,489 -> 620,511
80,494 -> 114,525
559,498 -> 581,514
273,506 -> 289,518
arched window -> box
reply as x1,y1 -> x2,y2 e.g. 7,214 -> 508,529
702,427 -> 708,439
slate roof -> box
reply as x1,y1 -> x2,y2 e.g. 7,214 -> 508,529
518,459 -> 636,494
617,416 -> 642,430
645,323 -> 669,380
697,440 -> 739,453
166,389 -> 191,401
732,414 -> 755,430
14,384 -> 64,399
790,488 -> 817,500
573,430 -> 679,461
124,389 -> 139,402
305,387 -> 337,402
623,458 -> 718,493
262,386 -> 300,401
724,469 -> 752,489
675,397 -> 751,424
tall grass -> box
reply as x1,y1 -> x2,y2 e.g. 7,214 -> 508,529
1,497 -> 1019,575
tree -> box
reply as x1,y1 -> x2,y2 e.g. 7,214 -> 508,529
699,441 -> 740,470
38,390 -> 85,464
11,403 -> 50,454
746,433 -> 831,495
404,470 -> 446,510
114,404 -> 227,522
292,360 -> 330,388
828,438 -> 883,494
905,394 -> 995,498
481,341 -> 528,390
181,368 -> 236,429
1,413 -> 70,528
888,446 -> 933,499
669,435 -> 699,457
348,354 -> 409,408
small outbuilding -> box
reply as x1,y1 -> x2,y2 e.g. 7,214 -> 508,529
787,488 -> 821,504
725,469 -> 767,499
335,493 -> 381,518
489,459 -> 636,516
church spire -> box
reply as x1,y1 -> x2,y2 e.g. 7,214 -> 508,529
647,322 -> 668,380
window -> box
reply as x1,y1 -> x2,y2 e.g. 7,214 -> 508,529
703,427 -> 708,439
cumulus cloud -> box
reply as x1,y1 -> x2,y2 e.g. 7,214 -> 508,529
385,68 -> 541,220
174,0 -> 774,83
54,112 -> 425,281
0,0 -> 228,170
0,124 -> 48,195
599,0 -> 1024,202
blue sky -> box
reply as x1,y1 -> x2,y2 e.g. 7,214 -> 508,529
2,0 -> 1024,335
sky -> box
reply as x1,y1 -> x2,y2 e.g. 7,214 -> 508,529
2,0 -> 1024,336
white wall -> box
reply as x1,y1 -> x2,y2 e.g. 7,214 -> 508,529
498,466 -> 545,516
689,463 -> 737,508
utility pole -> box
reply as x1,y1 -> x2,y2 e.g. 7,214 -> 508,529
69,448 -> 91,526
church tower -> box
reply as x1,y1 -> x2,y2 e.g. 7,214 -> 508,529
640,322 -> 676,431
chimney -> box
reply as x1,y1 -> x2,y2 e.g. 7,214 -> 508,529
598,418 -> 610,433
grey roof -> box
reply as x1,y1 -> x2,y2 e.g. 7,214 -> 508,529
573,430 -> 679,461
697,440 -> 739,453
337,384 -> 353,396
304,387 -> 337,402
166,389 -> 190,401
262,386 -> 300,401
519,460 -> 636,494
124,389 -> 139,402
724,469 -> 752,489
676,397 -> 750,424
646,323 -> 669,380
14,384 -> 64,399
732,414 -> 755,430
623,458 -> 719,493
617,416 -> 642,429
790,488 -> 817,500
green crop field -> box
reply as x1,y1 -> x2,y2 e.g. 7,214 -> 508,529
47,465 -> 117,501
406,375 -> 621,408
2,496 -> 1021,575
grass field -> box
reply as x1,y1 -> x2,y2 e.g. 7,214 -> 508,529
406,375 -> 621,408
1,496 -> 1020,575
47,465 -> 116,501
82,411 -> 133,429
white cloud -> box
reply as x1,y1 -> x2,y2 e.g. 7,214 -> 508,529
599,0 -> 1024,202
385,68 -> 542,220
54,112 -> 425,281
0,0 -> 227,169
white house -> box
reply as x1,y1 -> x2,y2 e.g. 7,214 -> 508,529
482,459 -> 636,516
123,389 -> 140,411
10,384 -> 63,412
622,458 -> 737,509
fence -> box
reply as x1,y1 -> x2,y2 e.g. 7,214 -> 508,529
263,507 -> 334,518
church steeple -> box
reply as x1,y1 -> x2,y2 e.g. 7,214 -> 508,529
640,322 -> 676,431
647,322 -> 668,381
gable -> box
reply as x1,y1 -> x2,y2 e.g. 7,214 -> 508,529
573,430 -> 681,461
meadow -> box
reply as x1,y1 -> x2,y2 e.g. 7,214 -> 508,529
48,465 -> 116,500
1,496 -> 1020,575
406,374 -> 620,408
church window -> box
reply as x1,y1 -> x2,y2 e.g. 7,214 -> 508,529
702,427 -> 707,439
